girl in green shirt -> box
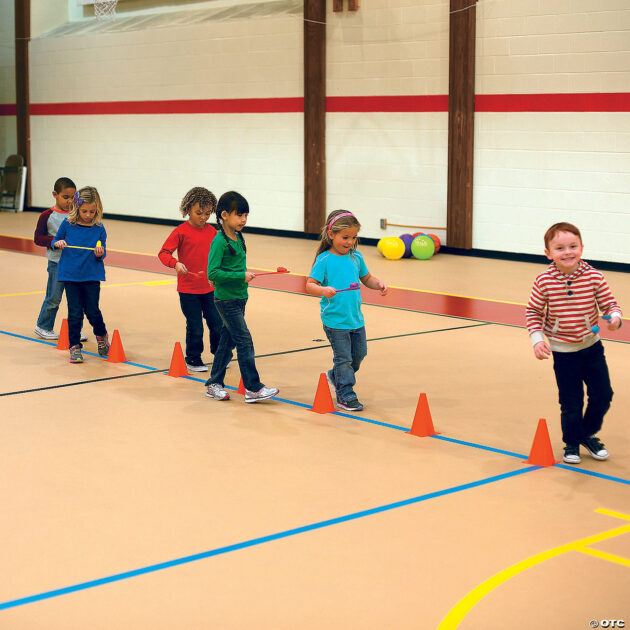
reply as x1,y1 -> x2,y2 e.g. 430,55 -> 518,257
205,191 -> 279,403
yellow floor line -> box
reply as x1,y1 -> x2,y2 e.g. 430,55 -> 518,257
0,279 -> 175,297
1,235 -> 627,319
578,547 -> 630,567
438,510 -> 630,629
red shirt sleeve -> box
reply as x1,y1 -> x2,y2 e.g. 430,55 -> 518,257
158,226 -> 181,269
34,209 -> 54,247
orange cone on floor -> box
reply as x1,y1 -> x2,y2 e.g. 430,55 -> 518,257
310,373 -> 335,414
525,418 -> 559,466
106,329 -> 126,363
408,393 -> 438,437
56,318 -> 69,350
237,377 -> 246,395
167,342 -> 188,377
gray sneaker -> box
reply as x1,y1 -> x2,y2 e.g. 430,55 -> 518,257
34,326 -> 58,340
337,399 -> 364,412
80,330 -> 88,342
69,345 -> 83,363
245,386 -> 279,403
206,383 -> 230,401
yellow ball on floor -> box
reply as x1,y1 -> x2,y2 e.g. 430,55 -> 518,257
380,237 -> 405,260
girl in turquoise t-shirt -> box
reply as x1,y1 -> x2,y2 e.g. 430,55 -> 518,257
306,210 -> 388,411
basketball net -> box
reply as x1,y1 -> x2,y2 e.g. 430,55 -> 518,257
94,0 -> 118,20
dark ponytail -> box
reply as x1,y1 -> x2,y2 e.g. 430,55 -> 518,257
215,191 -> 248,255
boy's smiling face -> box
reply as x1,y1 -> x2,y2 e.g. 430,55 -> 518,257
545,230 -> 583,275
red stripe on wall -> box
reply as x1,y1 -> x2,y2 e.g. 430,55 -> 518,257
326,95 -> 449,112
29,98 -> 304,116
2,93 -> 628,116
476,93 -> 630,112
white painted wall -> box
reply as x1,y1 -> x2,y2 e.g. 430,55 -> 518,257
0,0 -> 17,160
475,0 -> 630,263
29,7 -> 304,228
25,0 -> 630,262
327,0 -> 449,243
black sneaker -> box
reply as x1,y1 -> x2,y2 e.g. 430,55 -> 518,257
337,399 -> 363,412
580,436 -> 609,460
562,444 -> 581,464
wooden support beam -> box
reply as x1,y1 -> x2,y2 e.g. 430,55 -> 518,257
446,0 -> 476,249
14,0 -> 31,207
304,0 -> 326,234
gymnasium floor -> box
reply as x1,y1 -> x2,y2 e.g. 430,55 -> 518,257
1,211 -> 628,629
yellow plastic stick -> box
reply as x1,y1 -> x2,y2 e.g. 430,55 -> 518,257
64,240 -> 102,251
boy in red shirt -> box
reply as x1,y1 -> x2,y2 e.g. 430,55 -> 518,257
159,187 -> 222,372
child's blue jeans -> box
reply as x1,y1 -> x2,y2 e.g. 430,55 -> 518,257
36,260 -> 65,331
206,298 -> 263,392
65,281 -> 107,348
323,325 -> 367,403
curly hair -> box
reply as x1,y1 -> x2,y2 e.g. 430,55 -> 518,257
179,187 -> 218,217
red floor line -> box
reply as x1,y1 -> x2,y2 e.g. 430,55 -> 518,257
2,234 -> 627,342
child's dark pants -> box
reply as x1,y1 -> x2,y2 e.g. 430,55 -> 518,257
552,341 -> 613,446
178,291 -> 222,362
64,281 -> 107,348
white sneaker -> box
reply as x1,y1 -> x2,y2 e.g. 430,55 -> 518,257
187,362 -> 209,372
34,326 -> 59,340
80,330 -> 88,342
245,386 -> 279,403
206,383 -> 230,401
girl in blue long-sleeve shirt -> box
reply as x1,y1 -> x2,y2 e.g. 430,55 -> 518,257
52,186 -> 109,363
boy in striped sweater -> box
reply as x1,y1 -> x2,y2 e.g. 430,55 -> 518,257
526,222 -> 622,465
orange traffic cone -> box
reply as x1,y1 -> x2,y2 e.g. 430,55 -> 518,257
106,329 -> 126,363
167,342 -> 188,377
56,318 -> 69,350
525,418 -> 559,466
408,393 -> 438,437
310,373 -> 335,414
237,377 -> 246,395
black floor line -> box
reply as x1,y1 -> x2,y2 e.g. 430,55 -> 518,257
1,369 -> 165,397
254,322 -> 491,360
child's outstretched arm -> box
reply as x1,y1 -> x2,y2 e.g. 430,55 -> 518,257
526,279 -> 550,359
51,220 -> 68,249
360,273 -> 388,295
306,277 -> 336,298
595,276 -> 623,331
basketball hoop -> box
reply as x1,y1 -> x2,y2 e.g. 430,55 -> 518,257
94,0 -> 118,20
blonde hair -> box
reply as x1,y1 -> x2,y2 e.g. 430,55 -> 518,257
68,186 -> 103,226
313,209 -> 361,261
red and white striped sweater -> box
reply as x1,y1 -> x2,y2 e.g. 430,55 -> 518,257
526,260 -> 623,352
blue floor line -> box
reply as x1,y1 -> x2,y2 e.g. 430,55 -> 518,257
0,466 -> 537,612
4,329 -> 629,486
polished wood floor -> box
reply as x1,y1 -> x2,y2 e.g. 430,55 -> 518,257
1,211 -> 628,629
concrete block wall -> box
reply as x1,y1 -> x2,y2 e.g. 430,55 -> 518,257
327,0 -> 449,243
0,1 -> 17,160
22,0 -> 630,262
29,10 -> 304,229
475,0 -> 630,263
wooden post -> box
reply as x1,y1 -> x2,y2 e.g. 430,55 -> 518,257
304,0 -> 326,234
14,0 -> 31,207
446,0 -> 476,249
